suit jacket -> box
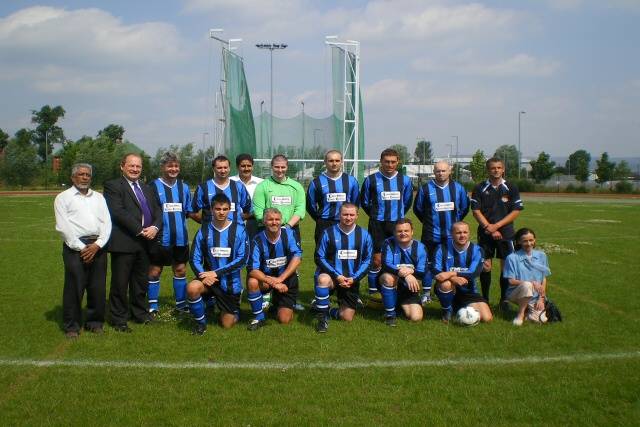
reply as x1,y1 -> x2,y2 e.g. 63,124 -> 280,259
104,176 -> 162,253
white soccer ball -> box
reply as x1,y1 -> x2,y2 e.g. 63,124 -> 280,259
456,306 -> 481,326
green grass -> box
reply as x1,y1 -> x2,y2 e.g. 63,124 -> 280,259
0,195 -> 639,425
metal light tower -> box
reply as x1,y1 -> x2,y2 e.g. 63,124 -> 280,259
201,131 -> 209,182
451,135 -> 459,181
518,111 -> 526,178
256,43 -> 288,158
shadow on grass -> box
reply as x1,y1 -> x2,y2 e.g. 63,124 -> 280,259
44,304 -> 64,331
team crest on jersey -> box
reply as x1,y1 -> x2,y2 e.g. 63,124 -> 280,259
210,247 -> 231,257
501,196 -> 510,203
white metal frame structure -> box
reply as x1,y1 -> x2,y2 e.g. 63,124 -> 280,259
209,29 -> 242,155
325,36 -> 361,178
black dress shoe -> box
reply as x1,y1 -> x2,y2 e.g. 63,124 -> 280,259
113,324 -> 132,333
86,326 -> 104,334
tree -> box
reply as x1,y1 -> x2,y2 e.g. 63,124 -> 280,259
529,152 -> 556,183
469,149 -> 486,182
493,145 -> 520,179
0,128 -> 8,152
613,160 -> 632,181
566,150 -> 591,178
594,152 -> 615,186
389,144 -> 409,166
98,124 -> 125,144
414,139 -> 433,164
0,129 -> 39,187
31,105 -> 66,161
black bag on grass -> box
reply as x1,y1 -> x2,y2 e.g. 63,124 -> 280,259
545,299 -> 562,322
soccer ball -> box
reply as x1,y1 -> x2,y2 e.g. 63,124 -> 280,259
367,292 -> 384,310
456,306 -> 480,326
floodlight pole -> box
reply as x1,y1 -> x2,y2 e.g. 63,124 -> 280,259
518,111 -> 526,179
201,132 -> 209,182
301,100 -> 305,178
451,135 -> 459,181
256,43 -> 288,158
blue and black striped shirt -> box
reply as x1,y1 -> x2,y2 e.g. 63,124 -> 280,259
432,241 -> 484,295
413,180 -> 469,244
249,227 -> 302,276
152,178 -> 192,247
192,179 -> 252,224
306,172 -> 360,221
315,224 -> 373,282
360,171 -> 413,221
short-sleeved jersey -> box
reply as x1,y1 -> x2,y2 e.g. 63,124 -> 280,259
192,179 -> 252,224
381,238 -> 428,281
152,178 -> 192,247
360,171 -> 413,221
413,180 -> 469,244
253,176 -> 306,225
432,241 -> 484,294
249,227 -> 302,277
503,249 -> 551,284
470,179 -> 523,239
315,224 -> 372,282
306,172 -> 360,221
189,222 -> 249,294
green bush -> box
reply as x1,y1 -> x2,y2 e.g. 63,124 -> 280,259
614,181 -> 633,193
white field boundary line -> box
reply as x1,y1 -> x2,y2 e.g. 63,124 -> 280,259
0,351 -> 638,371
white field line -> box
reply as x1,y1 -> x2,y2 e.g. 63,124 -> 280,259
0,351 -> 638,371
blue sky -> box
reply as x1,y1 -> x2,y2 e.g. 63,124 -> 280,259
1,0 -> 638,159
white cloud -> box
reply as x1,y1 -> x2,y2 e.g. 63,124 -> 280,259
0,6 -> 187,67
413,53 -> 561,77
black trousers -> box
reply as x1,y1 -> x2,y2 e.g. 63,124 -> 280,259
314,218 -> 339,245
62,244 -> 107,332
109,249 -> 150,325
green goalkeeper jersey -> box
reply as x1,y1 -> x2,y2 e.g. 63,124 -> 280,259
252,176 -> 306,225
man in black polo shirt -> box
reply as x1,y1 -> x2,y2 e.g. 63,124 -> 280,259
470,157 -> 523,310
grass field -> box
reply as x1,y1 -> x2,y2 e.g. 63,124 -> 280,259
0,194 -> 639,426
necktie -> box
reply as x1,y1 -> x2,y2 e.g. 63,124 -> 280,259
132,181 -> 153,228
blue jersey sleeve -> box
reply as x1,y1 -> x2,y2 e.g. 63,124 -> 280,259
457,183 -> 470,220
360,177 -> 371,216
315,231 -> 340,280
305,179 -> 319,221
432,245 -> 446,276
349,176 -> 361,206
183,182 -> 194,214
189,228 -> 205,276
192,183 -> 205,213
249,236 -> 262,272
403,175 -> 413,214
239,183 -> 252,215
352,231 -> 373,281
412,185 -> 426,222
381,240 -> 399,276
286,227 -> 303,259
413,242 -> 428,280
457,245 -> 484,280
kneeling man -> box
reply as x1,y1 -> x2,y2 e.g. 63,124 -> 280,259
433,221 -> 493,324
379,218 -> 429,326
187,194 -> 249,334
313,203 -> 373,333
246,208 -> 302,330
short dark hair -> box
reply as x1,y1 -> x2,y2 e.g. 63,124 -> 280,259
235,153 -> 254,167
271,154 -> 288,165
212,155 -> 230,167
485,157 -> 503,169
340,202 -> 358,213
395,218 -> 413,229
210,193 -> 231,207
380,148 -> 399,161
324,149 -> 342,161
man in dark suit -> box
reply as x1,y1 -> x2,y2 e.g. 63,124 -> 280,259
104,153 -> 162,332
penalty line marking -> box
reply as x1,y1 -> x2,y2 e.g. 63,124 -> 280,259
0,351 -> 638,371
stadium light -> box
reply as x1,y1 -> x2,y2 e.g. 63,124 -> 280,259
518,111 -> 526,178
451,135 -> 459,181
256,42 -> 288,158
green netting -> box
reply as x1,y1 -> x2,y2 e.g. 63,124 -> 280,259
223,48 -> 257,162
222,45 -> 364,179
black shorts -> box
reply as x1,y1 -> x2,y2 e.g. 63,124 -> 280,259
245,218 -> 259,242
477,233 -> 515,260
149,244 -> 189,266
314,218 -> 339,245
397,281 -> 422,306
270,275 -> 299,310
333,281 -> 361,310
453,292 -> 488,312
368,219 -> 397,252
203,284 -> 241,314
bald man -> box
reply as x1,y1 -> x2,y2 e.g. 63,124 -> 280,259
413,160 -> 469,305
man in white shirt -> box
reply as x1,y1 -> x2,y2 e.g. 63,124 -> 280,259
54,163 -> 112,338
230,153 -> 263,240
